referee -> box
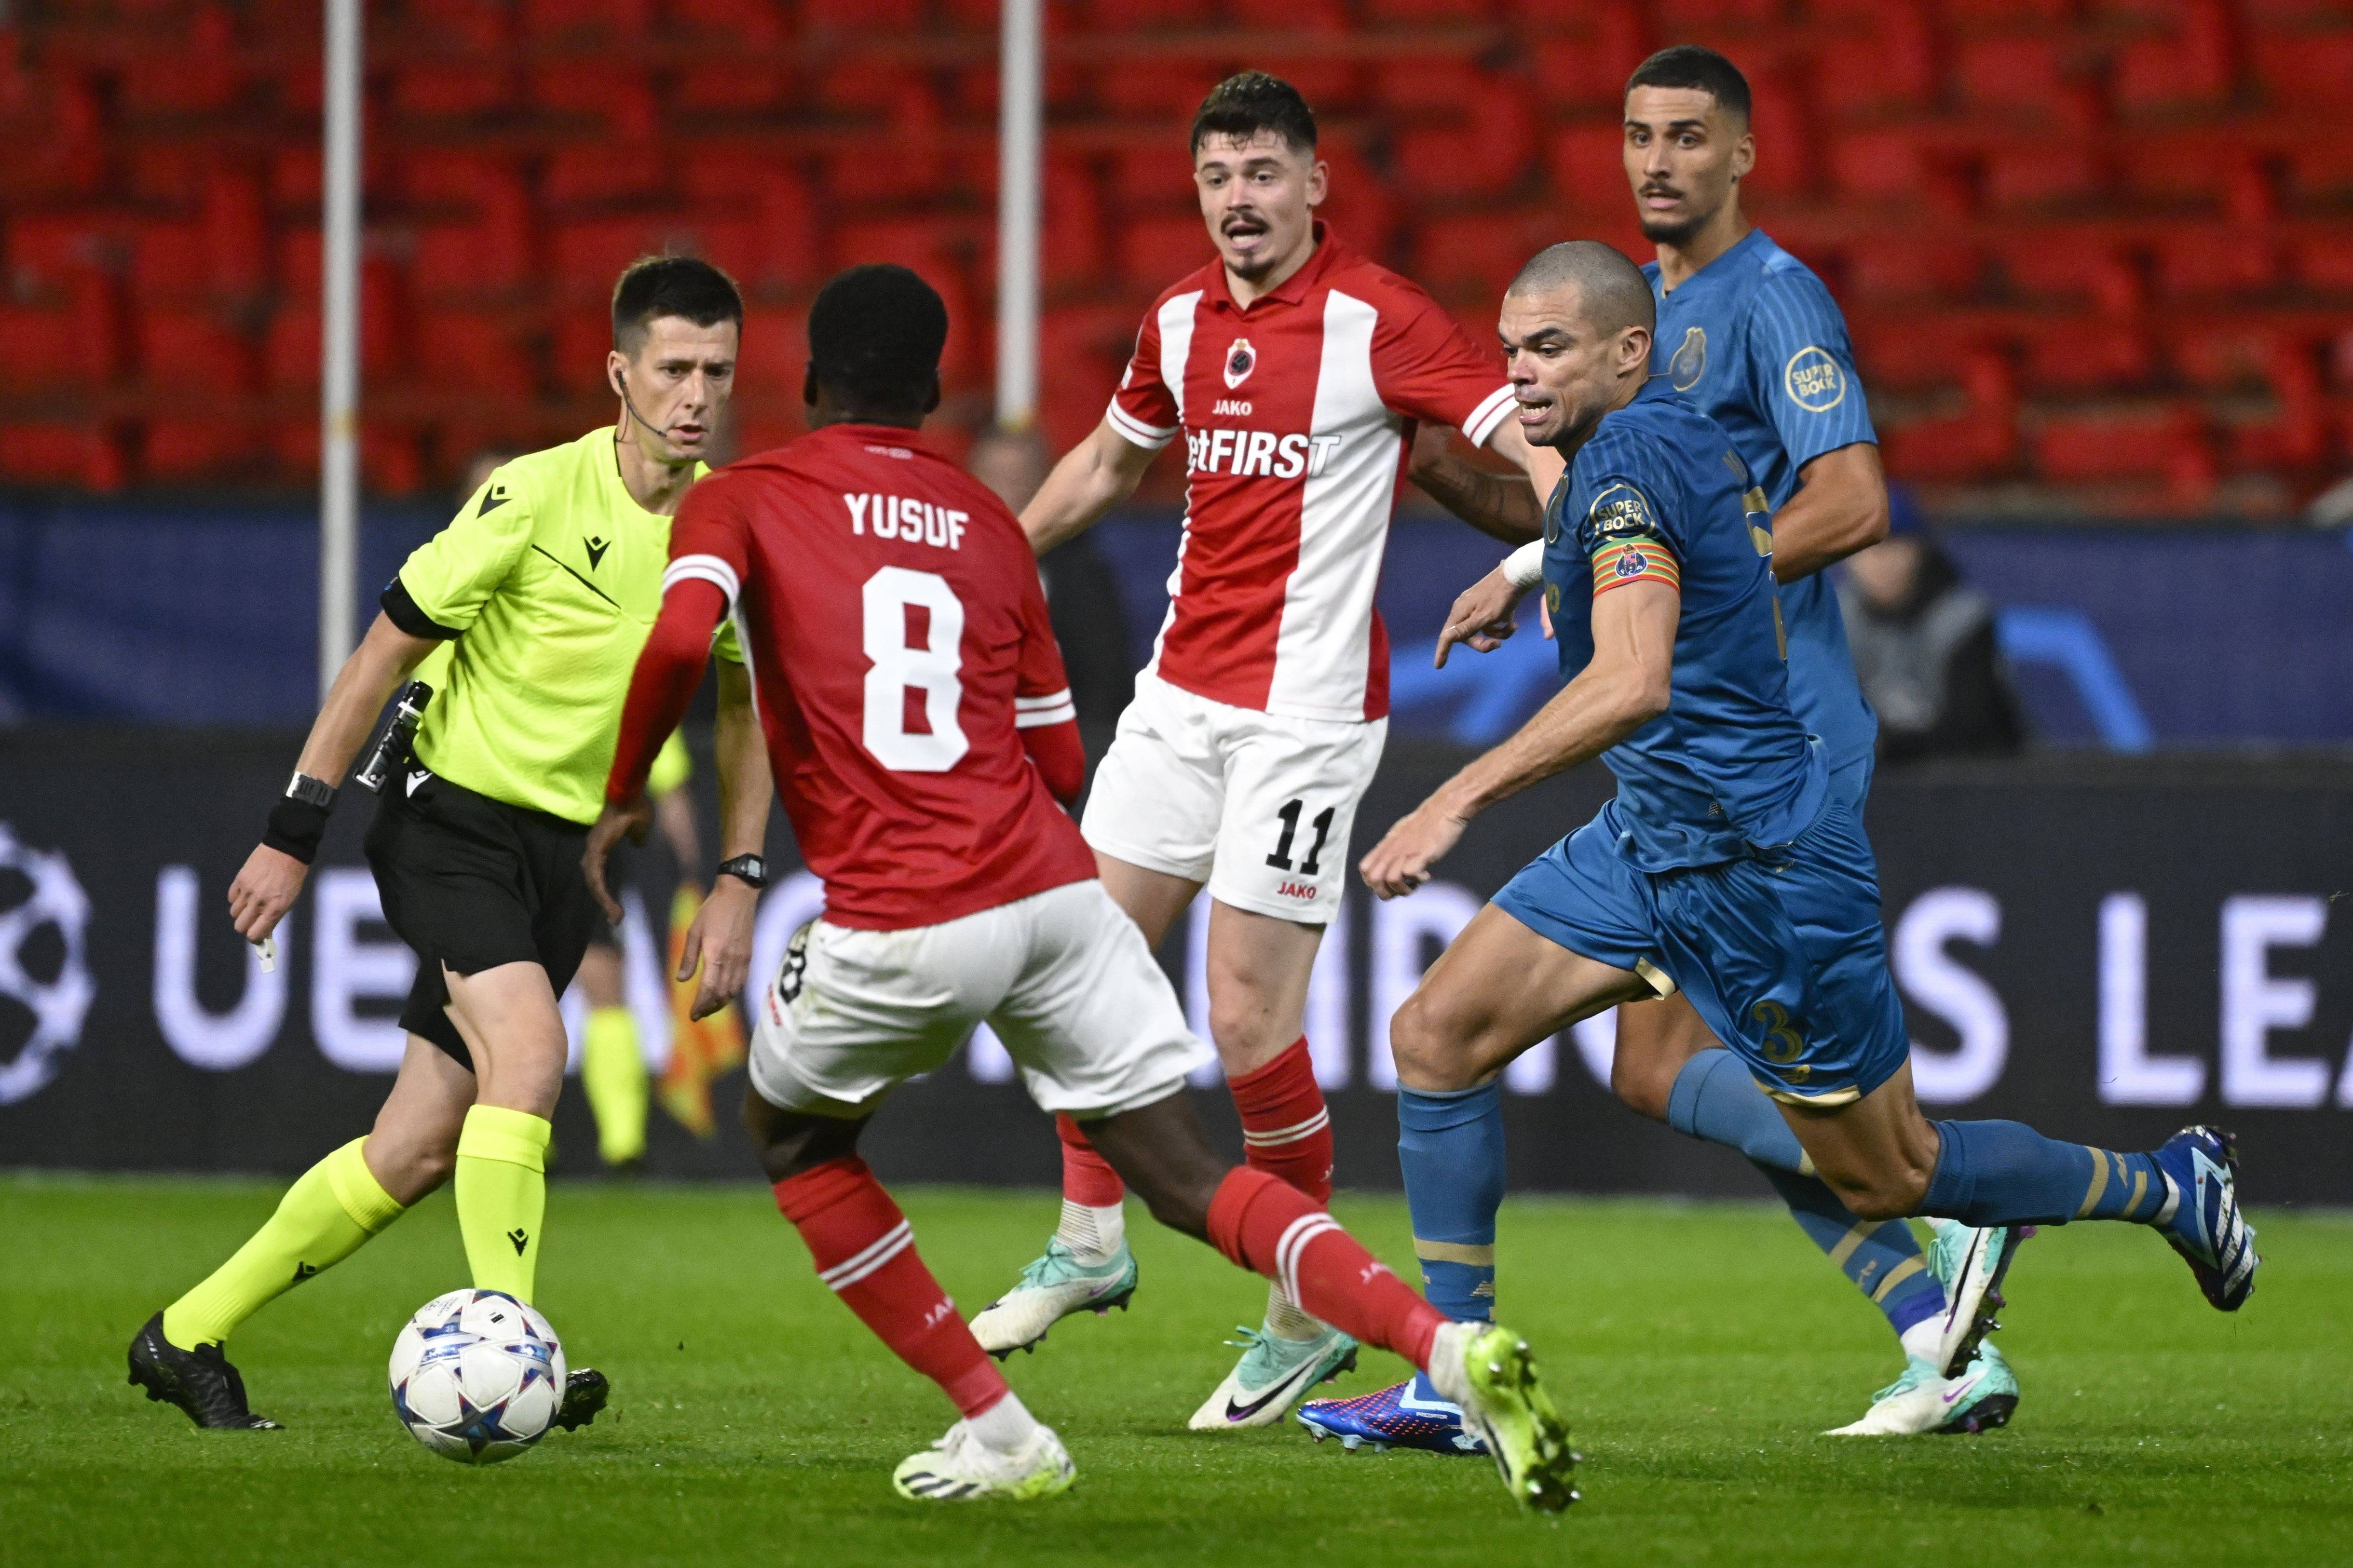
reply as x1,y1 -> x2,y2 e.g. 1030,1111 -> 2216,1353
127,256 -> 775,1431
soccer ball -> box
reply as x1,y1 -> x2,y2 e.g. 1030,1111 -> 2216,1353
388,1288 -> 566,1465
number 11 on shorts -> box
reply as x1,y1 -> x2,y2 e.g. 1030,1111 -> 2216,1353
1265,798 -> 1336,875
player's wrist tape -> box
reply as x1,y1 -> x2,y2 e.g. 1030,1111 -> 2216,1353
1502,540 -> 1546,589
263,774 -> 337,864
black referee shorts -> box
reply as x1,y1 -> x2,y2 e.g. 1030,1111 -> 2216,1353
364,769 -> 603,1071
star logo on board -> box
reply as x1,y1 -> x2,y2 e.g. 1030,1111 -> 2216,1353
1223,338 -> 1256,390
584,536 -> 610,570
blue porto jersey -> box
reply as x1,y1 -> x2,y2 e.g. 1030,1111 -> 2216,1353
1541,382 -> 1827,871
1644,229 -> 1878,772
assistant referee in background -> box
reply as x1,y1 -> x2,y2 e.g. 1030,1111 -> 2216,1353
127,257 -> 774,1431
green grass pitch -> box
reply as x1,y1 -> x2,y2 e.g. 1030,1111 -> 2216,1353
4,1176 -> 2349,1568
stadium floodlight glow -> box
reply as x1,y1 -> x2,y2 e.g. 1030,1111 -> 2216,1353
319,0 -> 364,699
995,0 -> 1042,433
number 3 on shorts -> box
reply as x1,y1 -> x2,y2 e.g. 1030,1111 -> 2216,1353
862,566 -> 967,772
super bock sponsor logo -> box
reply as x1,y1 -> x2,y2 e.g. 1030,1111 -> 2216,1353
1588,481 -> 1660,541
1783,345 -> 1847,412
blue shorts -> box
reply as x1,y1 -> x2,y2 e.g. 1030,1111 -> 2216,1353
1491,793 -> 1906,1107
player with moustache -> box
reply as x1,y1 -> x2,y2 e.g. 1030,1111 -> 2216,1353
127,257 -> 771,1433
1336,241 -> 2257,1457
1319,45 -> 2014,1449
968,70 -> 1557,1433
586,264 -> 1579,1510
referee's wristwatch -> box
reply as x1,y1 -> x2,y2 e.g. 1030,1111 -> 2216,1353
714,854 -> 768,891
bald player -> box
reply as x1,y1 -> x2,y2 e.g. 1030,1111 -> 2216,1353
1301,241 -> 2258,1455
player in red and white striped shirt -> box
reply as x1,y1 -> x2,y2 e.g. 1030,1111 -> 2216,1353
589,264 -> 1576,1508
970,72 -> 1556,1431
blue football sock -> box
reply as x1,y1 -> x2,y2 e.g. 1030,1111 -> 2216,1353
1923,1120 -> 2174,1228
1398,1081 -> 1504,1406
1664,1048 -> 1807,1174
1755,1165 -> 1946,1342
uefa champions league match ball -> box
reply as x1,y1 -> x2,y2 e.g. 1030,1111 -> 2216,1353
388,1288 -> 566,1464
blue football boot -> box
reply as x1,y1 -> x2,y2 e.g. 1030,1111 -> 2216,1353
1296,1373 -> 1488,1456
2151,1126 -> 2258,1311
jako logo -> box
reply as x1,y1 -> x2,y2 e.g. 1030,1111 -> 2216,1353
0,823 -> 94,1106
1277,880 -> 1319,900
1212,398 -> 1252,416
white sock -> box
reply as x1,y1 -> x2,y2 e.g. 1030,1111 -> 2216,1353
1898,1318 -> 1943,1366
1265,1281 -> 1323,1342
1056,1199 -> 1124,1264
966,1390 -> 1042,1456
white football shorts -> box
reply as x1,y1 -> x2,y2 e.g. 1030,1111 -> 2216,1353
1081,672 -> 1386,926
747,878 -> 1211,1121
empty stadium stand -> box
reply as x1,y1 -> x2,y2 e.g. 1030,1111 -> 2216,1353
2,0 -> 2350,514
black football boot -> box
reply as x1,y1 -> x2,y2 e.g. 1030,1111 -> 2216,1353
553,1367 -> 610,1432
127,1312 -> 281,1429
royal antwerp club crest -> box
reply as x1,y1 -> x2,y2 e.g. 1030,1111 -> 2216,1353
1223,337 -> 1256,390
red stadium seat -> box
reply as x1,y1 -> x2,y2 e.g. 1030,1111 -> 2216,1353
528,62 -> 659,140
0,423 -> 127,489
547,213 -> 697,298
2113,0 -> 2239,111
115,7 -> 241,114
1546,122 -> 1634,215
1364,0 -> 1498,19
1391,94 -> 1538,202
413,305 -> 541,399
138,304 -> 262,395
1116,212 -> 1217,289
389,62 -> 514,121
2033,402 -> 2214,492
1084,0 -> 1210,25
2153,226 -> 2278,297
735,305 -> 811,395
518,0 -> 651,41
544,145 -> 669,209
400,0 -> 514,50
0,302 -> 87,393
674,60 -> 792,113
669,0 -> 787,41
802,0 -> 925,33
2016,321 -> 2159,394
1414,210 -> 1561,301
2248,28 -> 2353,106
141,417 -> 269,486
1040,155 -> 1110,291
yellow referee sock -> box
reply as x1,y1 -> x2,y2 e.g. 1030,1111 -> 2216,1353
162,1138 -> 404,1349
456,1105 -> 552,1304
581,1006 -> 648,1167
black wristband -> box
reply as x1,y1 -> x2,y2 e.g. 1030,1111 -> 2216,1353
262,796 -> 332,865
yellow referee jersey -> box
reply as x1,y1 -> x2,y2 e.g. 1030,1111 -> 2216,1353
390,428 -> 737,825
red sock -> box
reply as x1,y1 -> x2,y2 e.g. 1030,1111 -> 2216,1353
774,1157 -> 1007,1418
1230,1037 -> 1333,1204
1056,1112 -> 1127,1207
1205,1167 -> 1443,1369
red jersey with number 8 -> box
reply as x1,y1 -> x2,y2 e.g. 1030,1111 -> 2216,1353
660,423 -> 1095,930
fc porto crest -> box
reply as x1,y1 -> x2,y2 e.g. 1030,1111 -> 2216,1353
1223,337 -> 1257,390
1669,326 -> 1707,392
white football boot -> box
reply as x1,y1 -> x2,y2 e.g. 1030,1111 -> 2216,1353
1930,1219 -> 2032,1378
1824,1341 -> 2019,1436
968,1238 -> 1138,1358
1187,1322 -> 1358,1430
890,1419 -> 1076,1501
